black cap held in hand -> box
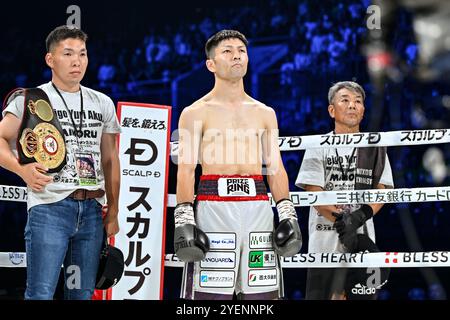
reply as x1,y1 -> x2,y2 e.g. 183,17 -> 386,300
95,232 -> 125,290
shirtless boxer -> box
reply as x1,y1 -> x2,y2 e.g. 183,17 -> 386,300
173,30 -> 302,300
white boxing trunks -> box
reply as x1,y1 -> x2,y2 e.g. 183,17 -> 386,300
181,175 -> 283,300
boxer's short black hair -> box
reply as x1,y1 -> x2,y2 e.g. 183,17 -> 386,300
205,29 -> 248,59
46,25 -> 88,52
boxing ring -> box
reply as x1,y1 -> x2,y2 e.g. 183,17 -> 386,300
1,128 -> 450,297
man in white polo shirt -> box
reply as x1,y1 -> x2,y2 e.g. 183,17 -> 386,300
296,81 -> 394,300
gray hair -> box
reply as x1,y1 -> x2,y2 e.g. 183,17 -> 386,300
328,81 -> 366,104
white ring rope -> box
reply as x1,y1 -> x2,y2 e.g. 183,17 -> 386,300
2,185 -> 449,207
2,252 -> 450,269
170,129 -> 450,154
2,129 -> 449,206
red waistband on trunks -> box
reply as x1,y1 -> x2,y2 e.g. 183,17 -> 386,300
196,174 -> 269,202
199,174 -> 264,181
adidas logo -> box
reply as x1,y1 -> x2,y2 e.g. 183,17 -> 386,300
351,283 -> 376,295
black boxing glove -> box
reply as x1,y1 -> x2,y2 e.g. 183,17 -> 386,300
333,205 -> 373,252
273,199 -> 302,257
332,212 -> 358,252
173,202 -> 210,262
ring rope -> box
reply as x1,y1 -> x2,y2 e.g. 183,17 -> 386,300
170,129 -> 450,154
2,252 -> 449,269
2,185 -> 449,207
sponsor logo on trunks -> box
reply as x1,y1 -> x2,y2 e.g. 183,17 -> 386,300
249,251 -> 276,268
199,270 -> 235,288
218,178 -> 256,197
207,233 -> 236,250
200,251 -> 236,269
248,269 -> 277,287
316,224 -> 335,231
249,232 -> 273,249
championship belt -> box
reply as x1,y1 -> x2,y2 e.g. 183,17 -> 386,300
6,88 -> 67,173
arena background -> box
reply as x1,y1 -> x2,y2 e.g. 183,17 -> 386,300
0,0 -> 449,300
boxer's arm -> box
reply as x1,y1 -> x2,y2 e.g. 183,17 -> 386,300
267,156 -> 290,202
174,106 -> 210,261
262,108 -> 290,202
177,163 -> 196,203
176,106 -> 201,203
263,108 -> 302,256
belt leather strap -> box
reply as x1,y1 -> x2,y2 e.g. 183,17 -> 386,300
69,189 -> 105,200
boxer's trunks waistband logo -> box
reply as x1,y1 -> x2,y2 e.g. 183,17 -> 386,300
218,178 -> 256,197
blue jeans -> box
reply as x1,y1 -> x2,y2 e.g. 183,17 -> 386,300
24,197 -> 104,300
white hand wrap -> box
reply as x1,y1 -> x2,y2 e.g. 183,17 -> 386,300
174,202 -> 196,228
276,199 -> 297,221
